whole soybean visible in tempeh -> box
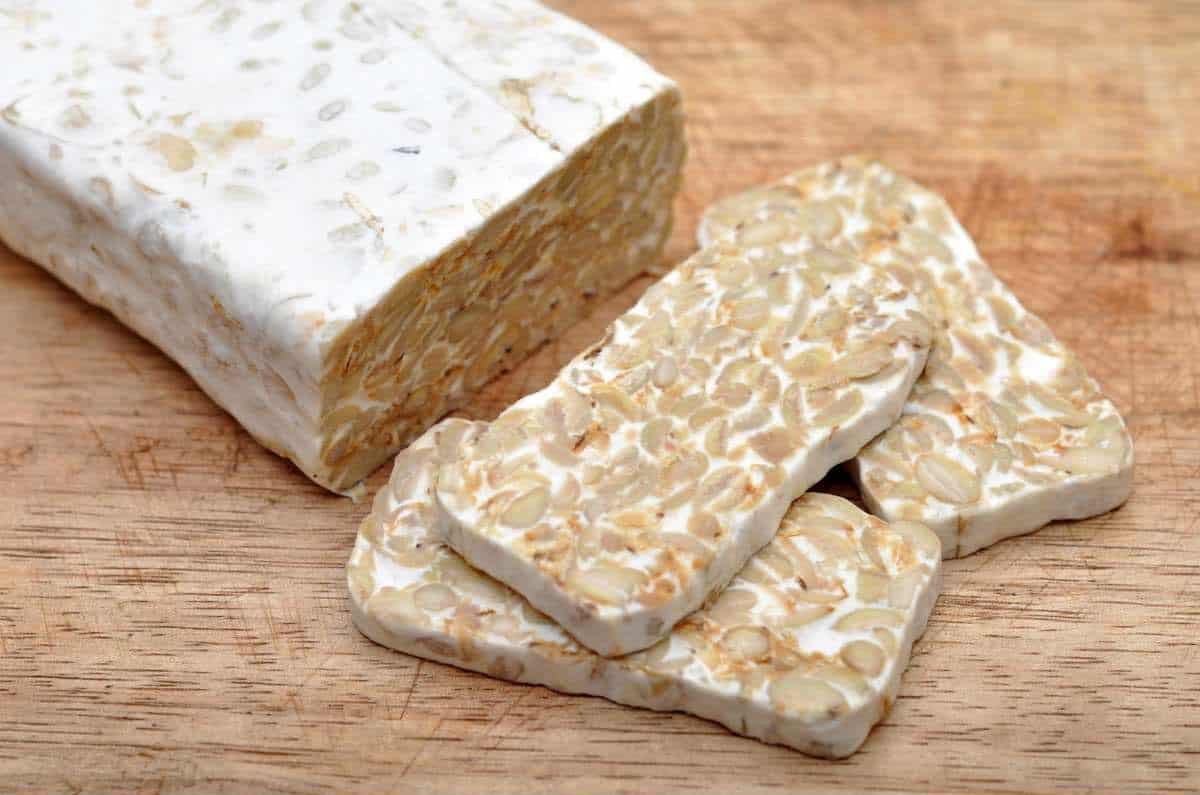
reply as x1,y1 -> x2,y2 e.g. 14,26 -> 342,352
701,158 -> 1133,558
435,241 -> 933,656
349,420 -> 942,759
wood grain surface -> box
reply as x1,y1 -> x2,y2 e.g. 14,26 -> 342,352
2,1 -> 1199,792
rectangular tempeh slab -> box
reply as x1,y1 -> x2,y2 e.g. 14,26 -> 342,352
436,241 -> 932,655
700,159 -> 1134,557
349,420 -> 942,759
0,0 -> 684,493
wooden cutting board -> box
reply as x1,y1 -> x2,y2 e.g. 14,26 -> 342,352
2,1 -> 1197,792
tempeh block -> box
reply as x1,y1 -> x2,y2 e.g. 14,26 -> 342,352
436,242 -> 933,655
0,0 -> 684,493
700,158 -> 1134,557
348,419 -> 942,759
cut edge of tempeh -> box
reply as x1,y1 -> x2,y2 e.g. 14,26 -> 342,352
317,85 -> 686,491
315,0 -> 690,490
699,157 -> 1134,557
435,242 -> 932,656
347,419 -> 942,759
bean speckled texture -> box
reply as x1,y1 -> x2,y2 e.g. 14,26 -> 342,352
701,159 -> 1133,558
2,0 -> 1196,792
0,0 -> 685,493
436,241 -> 931,655
349,420 -> 941,759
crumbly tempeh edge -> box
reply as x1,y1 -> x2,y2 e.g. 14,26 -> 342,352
699,157 -> 1134,557
348,420 -> 941,759
318,86 -> 685,491
317,1 -> 688,490
436,241 -> 932,656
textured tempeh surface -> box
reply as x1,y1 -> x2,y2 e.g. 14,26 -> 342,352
1,1 -> 1197,793
350,420 -> 940,758
0,0 -> 683,492
701,160 -> 1134,558
436,242 -> 930,655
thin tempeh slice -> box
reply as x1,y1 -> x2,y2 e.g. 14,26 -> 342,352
436,242 -> 932,655
700,158 -> 1134,558
348,420 -> 941,759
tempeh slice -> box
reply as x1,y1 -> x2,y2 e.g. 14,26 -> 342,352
700,158 -> 1134,558
348,420 -> 941,759
436,242 -> 932,655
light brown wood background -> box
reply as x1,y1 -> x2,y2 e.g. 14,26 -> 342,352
2,1 -> 1198,792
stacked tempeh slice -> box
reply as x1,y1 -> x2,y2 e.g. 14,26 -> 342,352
701,159 -> 1133,558
347,158 -> 1132,757
435,241 -> 933,656
350,420 -> 941,759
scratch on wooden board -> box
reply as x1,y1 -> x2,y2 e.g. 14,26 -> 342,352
480,687 -> 530,749
397,716 -> 445,781
397,659 -> 423,724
